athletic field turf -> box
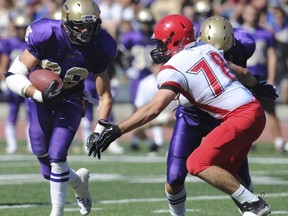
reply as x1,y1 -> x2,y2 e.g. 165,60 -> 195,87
0,141 -> 288,216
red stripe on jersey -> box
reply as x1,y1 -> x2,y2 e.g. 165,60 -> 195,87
161,63 -> 231,118
162,81 -> 184,91
180,90 -> 230,117
161,65 -> 177,71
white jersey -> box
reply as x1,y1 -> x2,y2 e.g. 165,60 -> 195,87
135,73 -> 178,122
157,42 -> 255,119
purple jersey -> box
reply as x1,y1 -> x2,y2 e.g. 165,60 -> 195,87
24,18 -> 117,179
120,30 -> 156,103
120,30 -> 155,78
242,26 -> 275,80
26,18 -> 117,94
230,28 -> 256,68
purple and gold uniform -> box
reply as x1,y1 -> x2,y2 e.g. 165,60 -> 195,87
119,26 -> 156,104
25,18 -> 117,178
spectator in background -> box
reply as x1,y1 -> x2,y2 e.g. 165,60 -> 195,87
240,4 -> 288,152
150,0 -> 181,22
0,13 -> 32,154
98,0 -> 123,39
181,1 -> 200,34
121,0 -> 142,31
272,6 -> 288,105
0,0 -> 14,39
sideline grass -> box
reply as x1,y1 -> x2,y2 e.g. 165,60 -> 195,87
0,141 -> 288,216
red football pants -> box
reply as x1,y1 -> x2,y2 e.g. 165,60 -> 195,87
186,100 -> 265,176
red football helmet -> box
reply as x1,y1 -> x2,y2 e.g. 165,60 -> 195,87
150,14 -> 196,64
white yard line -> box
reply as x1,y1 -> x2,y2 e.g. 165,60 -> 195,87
1,154 -> 288,163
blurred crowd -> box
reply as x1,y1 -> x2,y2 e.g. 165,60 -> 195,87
0,0 -> 287,154
1,0 -> 288,102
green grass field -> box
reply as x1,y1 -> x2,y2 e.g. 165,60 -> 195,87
0,140 -> 287,216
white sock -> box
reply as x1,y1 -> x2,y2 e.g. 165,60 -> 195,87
5,122 -> 17,151
50,162 -> 70,210
50,204 -> 64,216
231,184 -> 259,204
165,186 -> 186,216
68,169 -> 85,198
151,126 -> 164,147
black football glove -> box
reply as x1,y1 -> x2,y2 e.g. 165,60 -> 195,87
42,80 -> 64,103
87,119 -> 122,159
86,132 -> 100,158
251,80 -> 278,100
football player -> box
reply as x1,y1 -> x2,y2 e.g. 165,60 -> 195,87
160,15 -> 274,216
87,14 -> 272,216
0,14 -> 32,154
4,0 -> 117,215
118,8 -> 159,153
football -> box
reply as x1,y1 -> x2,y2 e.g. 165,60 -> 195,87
29,69 -> 62,92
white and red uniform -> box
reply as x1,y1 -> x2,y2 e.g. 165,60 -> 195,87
157,42 -> 266,176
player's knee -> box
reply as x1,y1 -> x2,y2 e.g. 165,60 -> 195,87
186,155 -> 211,175
37,154 -> 51,180
29,138 -> 46,156
167,156 -> 188,185
167,173 -> 186,186
165,182 -> 184,195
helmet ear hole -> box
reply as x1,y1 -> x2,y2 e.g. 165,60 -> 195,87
173,41 -> 179,47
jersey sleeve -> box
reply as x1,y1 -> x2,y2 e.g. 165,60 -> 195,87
93,30 -> 118,73
25,19 -> 54,59
157,64 -> 188,94
234,28 -> 256,60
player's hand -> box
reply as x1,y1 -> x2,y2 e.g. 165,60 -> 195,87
42,80 -> 64,103
87,119 -> 122,159
98,119 -> 122,150
251,80 -> 278,100
86,132 -> 100,158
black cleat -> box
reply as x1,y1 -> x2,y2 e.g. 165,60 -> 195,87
242,193 -> 271,216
